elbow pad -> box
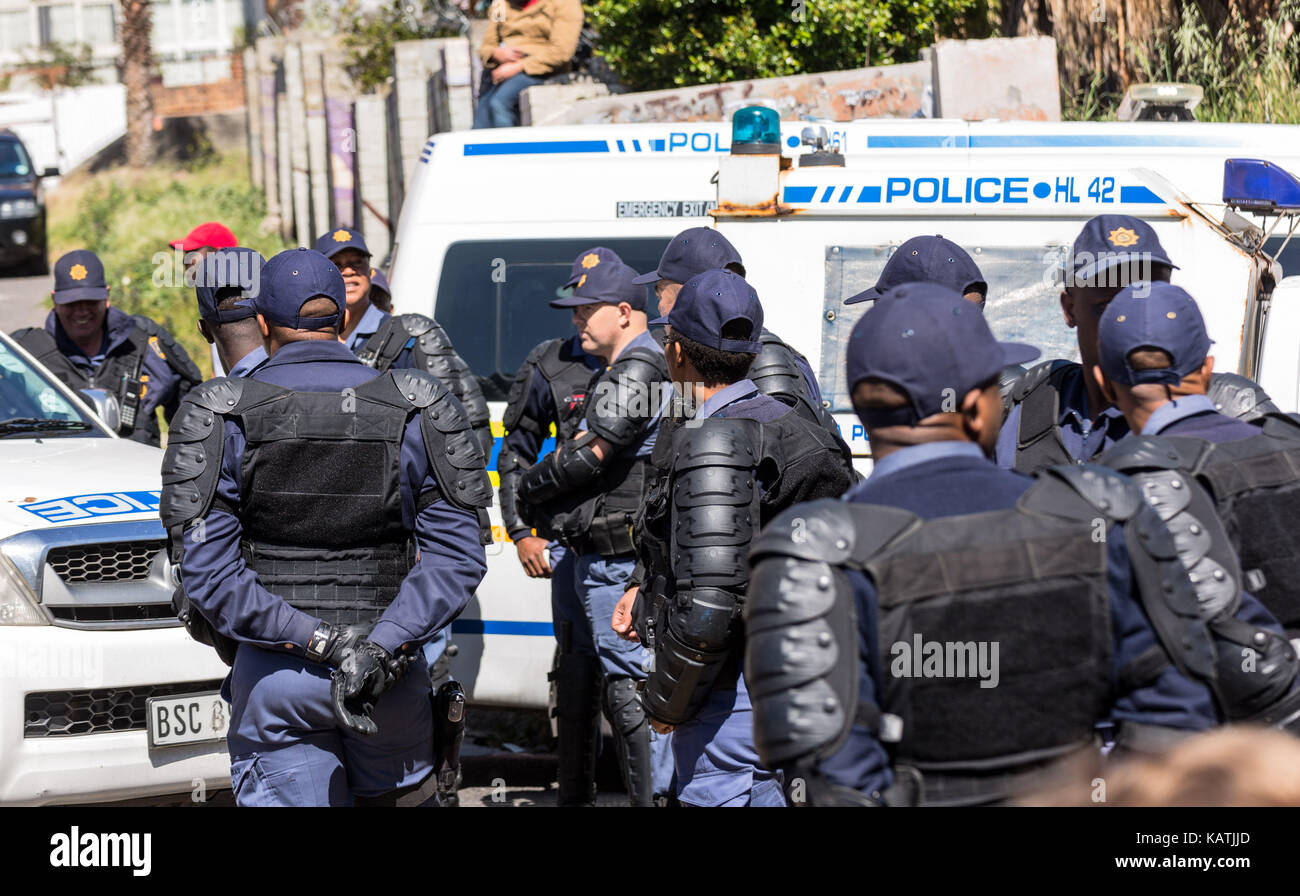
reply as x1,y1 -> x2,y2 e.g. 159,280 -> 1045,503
519,432 -> 603,503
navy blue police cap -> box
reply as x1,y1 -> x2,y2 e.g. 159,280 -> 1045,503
52,249 -> 109,304
1098,281 -> 1212,386
369,266 -> 391,299
847,282 -> 1039,426
632,227 -> 744,285
1063,214 -> 1177,287
562,247 -> 623,289
247,248 -> 346,330
845,235 -> 986,305
551,260 -> 647,311
313,227 -> 370,260
650,269 -> 764,354
195,247 -> 265,323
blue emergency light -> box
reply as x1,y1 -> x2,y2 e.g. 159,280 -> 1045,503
731,106 -> 781,154
1223,159 -> 1300,214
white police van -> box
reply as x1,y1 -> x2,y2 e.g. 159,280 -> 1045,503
389,115 -> 1300,711
0,331 -> 230,804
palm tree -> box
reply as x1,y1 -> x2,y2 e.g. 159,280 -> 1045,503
120,0 -> 154,167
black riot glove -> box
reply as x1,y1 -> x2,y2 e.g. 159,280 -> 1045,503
330,640 -> 405,736
305,622 -> 372,667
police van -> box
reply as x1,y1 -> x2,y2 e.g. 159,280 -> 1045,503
0,331 -> 231,805
389,115 -> 1300,711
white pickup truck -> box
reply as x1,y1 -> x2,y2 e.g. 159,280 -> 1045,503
0,331 -> 229,805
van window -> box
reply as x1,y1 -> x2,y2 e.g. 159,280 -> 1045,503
819,244 -> 1080,412
434,238 -> 671,399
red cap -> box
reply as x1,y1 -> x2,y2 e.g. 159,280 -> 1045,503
170,222 -> 238,252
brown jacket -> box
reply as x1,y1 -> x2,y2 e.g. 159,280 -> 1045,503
478,0 -> 584,78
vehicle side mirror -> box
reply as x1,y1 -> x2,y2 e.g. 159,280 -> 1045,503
79,388 -> 121,432
41,167 -> 60,178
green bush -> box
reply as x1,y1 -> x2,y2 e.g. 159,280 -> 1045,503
46,151 -> 292,377
584,0 -> 989,91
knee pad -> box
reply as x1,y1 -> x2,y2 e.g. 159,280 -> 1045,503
602,675 -> 646,736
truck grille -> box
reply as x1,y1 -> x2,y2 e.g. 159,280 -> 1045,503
24,680 -> 225,738
46,541 -> 163,583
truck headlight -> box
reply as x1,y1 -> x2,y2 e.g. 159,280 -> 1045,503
0,555 -> 46,625
0,199 -> 38,219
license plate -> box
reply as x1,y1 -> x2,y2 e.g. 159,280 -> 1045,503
146,691 -> 231,750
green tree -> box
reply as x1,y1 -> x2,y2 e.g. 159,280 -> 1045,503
584,0 -> 990,91
338,0 -> 469,93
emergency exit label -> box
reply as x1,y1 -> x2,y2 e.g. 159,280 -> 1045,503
616,200 -> 718,218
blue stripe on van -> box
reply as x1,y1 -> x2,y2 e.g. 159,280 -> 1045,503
868,136 -> 969,148
463,140 -> 610,156
1119,185 -> 1165,203
970,135 -> 1237,148
784,186 -> 817,203
451,620 -> 556,636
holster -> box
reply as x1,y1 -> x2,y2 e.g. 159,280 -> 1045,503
432,679 -> 467,805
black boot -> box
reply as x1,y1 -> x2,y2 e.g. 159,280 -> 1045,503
550,652 -> 601,806
603,675 -> 653,807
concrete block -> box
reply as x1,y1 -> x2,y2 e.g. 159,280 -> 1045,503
539,63 -> 931,125
276,88 -> 292,241
440,39 -> 475,132
255,38 -> 283,227
321,48 -> 357,229
301,40 -> 330,241
284,42 -> 312,247
519,82 -> 611,127
931,36 -> 1060,121
354,92 -> 391,263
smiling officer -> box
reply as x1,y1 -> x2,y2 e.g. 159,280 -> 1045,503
11,249 -> 201,445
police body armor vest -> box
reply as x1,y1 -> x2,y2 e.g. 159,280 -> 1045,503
160,371 -> 494,633
1101,430 -> 1300,709
534,345 -> 667,557
12,319 -> 200,445
1010,360 -> 1278,474
746,465 -> 1219,807
356,312 -> 493,456
498,338 -> 596,541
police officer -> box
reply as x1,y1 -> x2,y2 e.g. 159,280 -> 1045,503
998,214 -> 1276,474
746,283 -> 1226,806
369,266 -> 393,313
194,247 -> 268,378
635,227 -> 835,431
496,247 -> 607,805
1094,282 -> 1300,649
612,270 -> 856,806
11,249 -> 202,446
516,257 -> 674,805
313,227 -> 492,456
160,247 -> 492,807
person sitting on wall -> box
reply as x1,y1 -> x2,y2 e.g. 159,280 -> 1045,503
474,0 -> 584,129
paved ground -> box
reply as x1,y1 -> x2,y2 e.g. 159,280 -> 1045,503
0,271 -> 49,331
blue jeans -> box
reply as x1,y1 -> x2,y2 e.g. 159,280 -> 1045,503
473,71 -> 545,128
672,672 -> 786,807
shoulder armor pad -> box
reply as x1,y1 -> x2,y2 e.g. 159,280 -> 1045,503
673,416 -> 761,471
395,312 -> 435,338
1035,464 -> 1143,522
1011,359 -> 1074,404
1208,372 -> 1278,421
1099,435 -> 1211,475
184,376 -> 247,413
503,339 -> 563,434
750,499 -> 920,569
389,369 -> 443,409
587,348 -> 668,446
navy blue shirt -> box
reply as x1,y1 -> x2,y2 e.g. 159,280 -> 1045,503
1141,394 -> 1260,442
820,440 -> 1218,797
227,344 -> 267,378
996,363 -> 1129,468
179,339 -> 488,657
